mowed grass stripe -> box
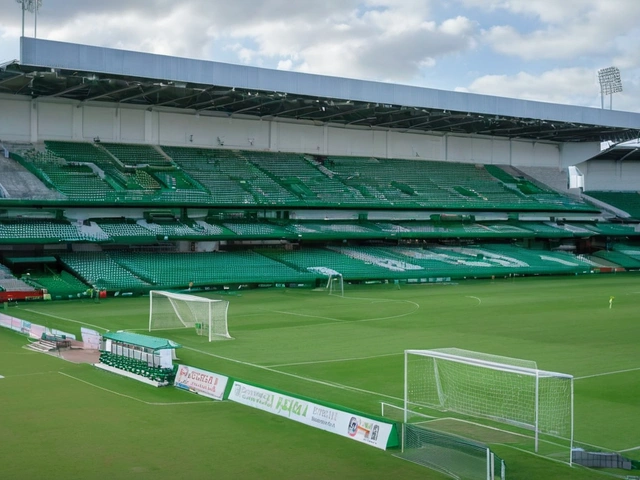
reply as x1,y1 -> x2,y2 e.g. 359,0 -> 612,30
1,275 -> 639,479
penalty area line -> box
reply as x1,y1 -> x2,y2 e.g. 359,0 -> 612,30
267,352 -> 402,368
57,371 -> 213,406
619,445 -> 640,453
183,346 -> 404,403
574,366 -> 640,380
19,309 -> 108,332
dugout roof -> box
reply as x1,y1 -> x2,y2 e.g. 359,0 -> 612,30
1,37 -> 639,144
103,331 -> 181,351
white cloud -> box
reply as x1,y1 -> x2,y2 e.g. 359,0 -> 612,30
232,9 -> 478,82
2,1 -> 479,85
460,67 -> 640,112
461,0 -> 640,63
1,0 -> 639,112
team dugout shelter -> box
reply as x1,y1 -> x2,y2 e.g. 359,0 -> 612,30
99,331 -> 180,386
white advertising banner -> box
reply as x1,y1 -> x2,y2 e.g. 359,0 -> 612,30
228,381 -> 393,450
174,365 -> 229,401
29,323 -> 46,339
0,314 -> 74,341
0,313 -> 12,329
81,327 -> 101,349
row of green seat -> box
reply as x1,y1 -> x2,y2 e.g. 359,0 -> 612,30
0,217 -> 628,243
2,242 -> 630,294
8,142 -> 597,212
586,191 -> 640,219
25,270 -> 89,298
99,351 -> 176,383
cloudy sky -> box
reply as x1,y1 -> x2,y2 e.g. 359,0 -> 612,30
2,0 -> 640,112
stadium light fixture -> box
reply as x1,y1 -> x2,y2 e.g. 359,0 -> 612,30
16,0 -> 42,62
15,0 -> 42,37
598,66 -> 623,110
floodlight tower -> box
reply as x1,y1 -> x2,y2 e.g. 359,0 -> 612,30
16,0 -> 42,37
598,66 -> 623,110
15,0 -> 42,62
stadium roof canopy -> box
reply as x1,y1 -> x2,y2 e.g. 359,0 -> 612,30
586,143 -> 640,162
1,38 -> 639,144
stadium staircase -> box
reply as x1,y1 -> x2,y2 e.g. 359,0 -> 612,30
27,338 -> 58,353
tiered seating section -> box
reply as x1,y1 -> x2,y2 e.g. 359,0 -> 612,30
0,264 -> 35,292
5,239 -> 640,294
586,191 -> 640,219
7,142 -> 595,212
25,270 -> 89,298
0,217 -> 632,244
51,245 -> 595,293
0,219 -> 86,243
99,351 -> 176,384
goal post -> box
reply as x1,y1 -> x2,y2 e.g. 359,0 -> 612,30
327,273 -> 344,297
149,290 -> 231,341
404,348 -> 573,463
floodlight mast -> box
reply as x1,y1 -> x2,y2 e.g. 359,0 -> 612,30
598,66 -> 623,110
15,0 -> 42,61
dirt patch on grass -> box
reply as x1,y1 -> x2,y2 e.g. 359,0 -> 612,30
59,348 -> 100,364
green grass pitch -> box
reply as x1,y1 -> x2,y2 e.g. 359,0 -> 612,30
1,274 -> 639,480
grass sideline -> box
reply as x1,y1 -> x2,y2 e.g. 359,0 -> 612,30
1,274 -> 639,479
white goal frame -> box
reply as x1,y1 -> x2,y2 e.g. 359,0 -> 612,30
326,273 -> 344,297
148,290 -> 231,342
404,348 -> 573,463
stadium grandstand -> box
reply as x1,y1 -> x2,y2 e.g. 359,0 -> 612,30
1,37 -> 640,300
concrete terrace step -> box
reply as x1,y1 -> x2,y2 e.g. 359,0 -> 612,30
27,340 -> 58,352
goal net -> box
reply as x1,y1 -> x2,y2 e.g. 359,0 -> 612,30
405,348 -> 573,463
149,290 -> 231,341
327,274 -> 344,297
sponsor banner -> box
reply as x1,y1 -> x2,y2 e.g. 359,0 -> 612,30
29,323 -> 45,339
0,314 -> 75,341
20,320 -> 32,335
174,365 -> 229,401
81,327 -> 101,349
11,318 -> 22,332
0,313 -> 12,329
228,381 -> 393,450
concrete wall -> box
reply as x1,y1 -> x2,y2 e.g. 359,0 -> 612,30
0,94 -> 596,170
578,159 -> 640,191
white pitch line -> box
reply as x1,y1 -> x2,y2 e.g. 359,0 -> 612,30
575,366 -> 640,380
271,310 -> 344,322
183,346 -> 404,402
267,352 -> 402,368
58,372 -> 213,406
465,296 -> 481,305
2,370 -> 63,378
496,444 -> 574,468
500,446 -> 626,479
619,445 -> 640,453
19,309 -> 108,331
264,299 -> 420,331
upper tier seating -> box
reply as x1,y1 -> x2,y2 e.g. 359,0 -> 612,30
100,143 -> 172,167
585,191 -> 640,218
0,219 -> 84,243
163,147 -> 297,205
6,142 -> 597,212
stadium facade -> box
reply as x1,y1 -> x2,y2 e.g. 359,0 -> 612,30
1,38 -> 640,300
